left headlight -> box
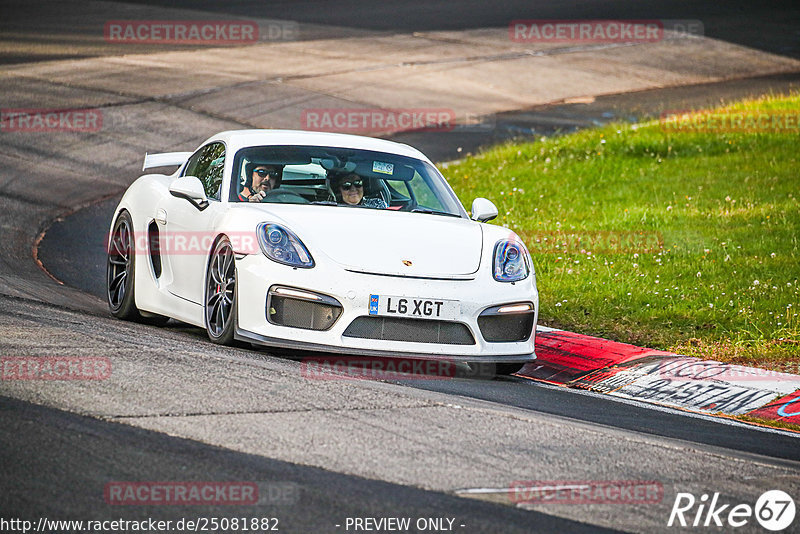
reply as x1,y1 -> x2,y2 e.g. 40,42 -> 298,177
493,239 -> 530,282
257,223 -> 314,268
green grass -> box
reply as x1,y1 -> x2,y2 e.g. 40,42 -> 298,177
440,93 -> 800,369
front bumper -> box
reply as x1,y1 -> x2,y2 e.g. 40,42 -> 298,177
234,253 -> 538,363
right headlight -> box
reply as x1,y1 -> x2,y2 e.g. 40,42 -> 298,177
493,239 -> 530,282
257,223 -> 314,268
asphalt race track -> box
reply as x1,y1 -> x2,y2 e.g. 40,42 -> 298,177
2,1 -> 800,533
3,396 -> 614,534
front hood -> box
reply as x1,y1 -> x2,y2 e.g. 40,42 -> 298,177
249,205 -> 484,277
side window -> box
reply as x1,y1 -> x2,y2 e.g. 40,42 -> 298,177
183,142 -> 225,200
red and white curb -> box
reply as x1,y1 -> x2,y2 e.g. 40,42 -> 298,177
523,326 -> 800,427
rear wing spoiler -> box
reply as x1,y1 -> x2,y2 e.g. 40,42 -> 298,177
142,151 -> 192,171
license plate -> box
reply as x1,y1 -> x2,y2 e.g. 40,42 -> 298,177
369,294 -> 460,321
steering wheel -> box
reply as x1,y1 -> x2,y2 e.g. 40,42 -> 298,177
376,179 -> 391,206
260,189 -> 310,204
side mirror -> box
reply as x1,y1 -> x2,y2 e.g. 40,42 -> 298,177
169,176 -> 208,210
471,197 -> 498,222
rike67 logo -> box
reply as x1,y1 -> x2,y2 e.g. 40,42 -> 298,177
668,490 -> 795,531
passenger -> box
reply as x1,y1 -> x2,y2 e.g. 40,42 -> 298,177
239,162 -> 284,202
330,173 -> 387,209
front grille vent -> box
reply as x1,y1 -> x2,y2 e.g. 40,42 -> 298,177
267,288 -> 342,331
343,316 -> 475,345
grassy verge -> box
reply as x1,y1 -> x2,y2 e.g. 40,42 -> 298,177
440,93 -> 800,370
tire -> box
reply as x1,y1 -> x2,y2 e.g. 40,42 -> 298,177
107,210 -> 170,325
204,236 -> 237,345
107,211 -> 141,320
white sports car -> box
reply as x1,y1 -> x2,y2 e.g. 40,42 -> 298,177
107,130 -> 538,375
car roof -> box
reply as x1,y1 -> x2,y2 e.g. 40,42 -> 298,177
201,129 -> 432,163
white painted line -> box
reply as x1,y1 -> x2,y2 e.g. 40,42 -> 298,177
455,488 -> 509,495
457,484 -> 588,495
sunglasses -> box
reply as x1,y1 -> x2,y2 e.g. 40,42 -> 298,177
340,180 -> 363,190
254,168 -> 280,178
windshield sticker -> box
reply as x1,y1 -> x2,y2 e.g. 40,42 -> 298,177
373,161 -> 394,175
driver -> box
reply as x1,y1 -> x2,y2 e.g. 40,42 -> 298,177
239,162 -> 284,202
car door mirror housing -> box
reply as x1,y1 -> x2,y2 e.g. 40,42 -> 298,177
169,176 -> 209,210
471,197 -> 498,222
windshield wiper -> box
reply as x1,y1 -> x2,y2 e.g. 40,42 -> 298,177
311,200 -> 338,206
410,208 -> 461,218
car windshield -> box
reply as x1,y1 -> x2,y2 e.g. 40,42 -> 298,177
229,145 -> 466,218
